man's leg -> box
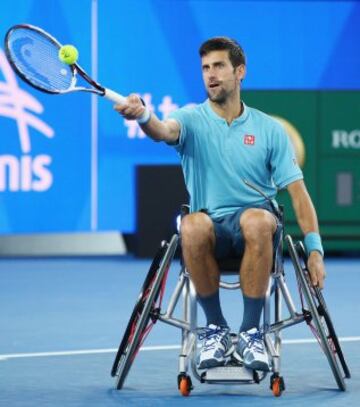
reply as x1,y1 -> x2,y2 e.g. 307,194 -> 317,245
239,208 -> 277,330
237,208 -> 277,371
181,212 -> 226,327
181,212 -> 233,368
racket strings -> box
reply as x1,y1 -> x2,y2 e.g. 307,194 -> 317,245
7,28 -> 73,92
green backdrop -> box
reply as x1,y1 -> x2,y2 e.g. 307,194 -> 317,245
242,91 -> 360,251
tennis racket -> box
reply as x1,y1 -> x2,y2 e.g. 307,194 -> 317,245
4,23 -> 128,106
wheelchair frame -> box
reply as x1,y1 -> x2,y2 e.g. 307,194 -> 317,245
111,217 -> 350,397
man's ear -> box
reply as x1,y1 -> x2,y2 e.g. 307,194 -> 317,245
236,64 -> 246,82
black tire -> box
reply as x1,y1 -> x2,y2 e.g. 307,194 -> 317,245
313,288 -> 351,379
286,235 -> 349,391
111,234 -> 178,389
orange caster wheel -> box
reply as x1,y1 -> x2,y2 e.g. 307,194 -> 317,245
270,374 -> 285,397
178,374 -> 193,397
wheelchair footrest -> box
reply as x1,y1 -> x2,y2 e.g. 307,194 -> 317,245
201,365 -> 258,384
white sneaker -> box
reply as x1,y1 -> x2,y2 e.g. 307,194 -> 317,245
197,324 -> 234,369
237,327 -> 270,371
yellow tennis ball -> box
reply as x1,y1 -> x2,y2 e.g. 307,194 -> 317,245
58,45 -> 79,65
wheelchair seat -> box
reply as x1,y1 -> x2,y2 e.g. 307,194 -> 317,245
217,257 -> 242,273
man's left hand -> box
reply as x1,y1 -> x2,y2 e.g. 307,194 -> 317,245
307,251 -> 326,289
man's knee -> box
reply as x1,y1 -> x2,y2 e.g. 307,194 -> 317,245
240,209 -> 276,244
181,212 -> 215,248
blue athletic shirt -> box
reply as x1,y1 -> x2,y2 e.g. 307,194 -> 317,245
168,100 -> 303,220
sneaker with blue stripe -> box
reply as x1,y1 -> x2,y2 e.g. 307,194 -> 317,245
237,327 -> 270,371
197,324 -> 234,369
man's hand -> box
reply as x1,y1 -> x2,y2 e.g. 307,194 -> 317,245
113,93 -> 180,143
307,251 -> 326,289
114,94 -> 146,121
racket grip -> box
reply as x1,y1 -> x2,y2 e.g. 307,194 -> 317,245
103,88 -> 127,105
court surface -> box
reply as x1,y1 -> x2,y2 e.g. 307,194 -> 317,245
1,256 -> 359,406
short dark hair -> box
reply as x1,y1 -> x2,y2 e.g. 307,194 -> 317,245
199,37 -> 246,68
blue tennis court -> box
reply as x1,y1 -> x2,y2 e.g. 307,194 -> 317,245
1,256 -> 359,406
1,1 -> 360,406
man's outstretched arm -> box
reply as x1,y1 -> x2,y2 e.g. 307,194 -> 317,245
114,94 -> 180,143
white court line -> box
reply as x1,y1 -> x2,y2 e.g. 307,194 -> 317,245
0,336 -> 359,361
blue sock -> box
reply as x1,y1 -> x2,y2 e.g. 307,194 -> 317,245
240,295 -> 265,332
197,290 -> 228,327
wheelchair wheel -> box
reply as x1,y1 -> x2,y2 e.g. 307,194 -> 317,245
286,235 -> 350,391
178,373 -> 193,397
111,234 -> 179,389
270,373 -> 285,397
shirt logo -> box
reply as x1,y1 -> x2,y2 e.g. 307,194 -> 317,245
244,135 -> 255,145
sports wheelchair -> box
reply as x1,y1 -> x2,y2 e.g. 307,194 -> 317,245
111,191 -> 350,397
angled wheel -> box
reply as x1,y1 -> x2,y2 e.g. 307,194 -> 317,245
111,234 -> 178,389
286,235 -> 350,391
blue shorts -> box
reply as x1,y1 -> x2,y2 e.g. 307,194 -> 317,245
212,202 -> 279,259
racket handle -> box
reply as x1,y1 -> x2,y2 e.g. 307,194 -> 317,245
103,88 -> 127,105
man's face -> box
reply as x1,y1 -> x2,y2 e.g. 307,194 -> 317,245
201,50 -> 245,104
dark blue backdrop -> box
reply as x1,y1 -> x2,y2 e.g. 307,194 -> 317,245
0,0 -> 359,233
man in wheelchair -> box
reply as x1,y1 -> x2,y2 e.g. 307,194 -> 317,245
116,36 -> 325,373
